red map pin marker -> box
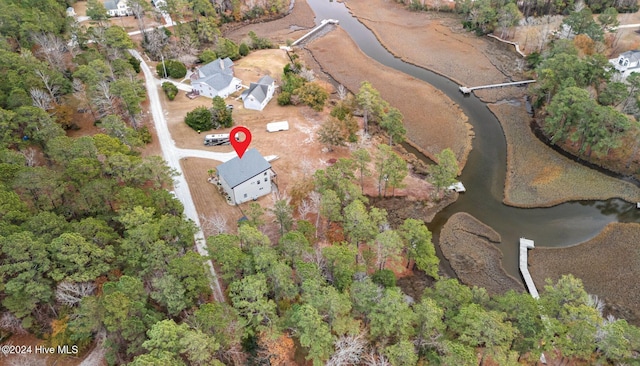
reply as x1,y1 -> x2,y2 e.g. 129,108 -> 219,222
230,126 -> 252,159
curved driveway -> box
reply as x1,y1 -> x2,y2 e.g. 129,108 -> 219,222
130,49 -> 228,302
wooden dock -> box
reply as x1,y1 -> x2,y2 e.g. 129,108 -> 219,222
459,80 -> 536,94
291,19 -> 340,46
519,238 -> 539,299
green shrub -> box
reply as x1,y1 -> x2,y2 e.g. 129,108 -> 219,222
199,49 -> 217,64
371,269 -> 397,288
161,82 -> 178,101
215,38 -> 240,60
277,91 -> 291,106
156,60 -> 187,79
128,56 -> 141,73
295,82 -> 329,111
239,43 -> 250,57
185,106 -> 213,131
138,125 -> 152,144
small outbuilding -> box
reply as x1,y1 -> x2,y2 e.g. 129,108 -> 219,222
215,148 -> 275,205
240,75 -> 276,111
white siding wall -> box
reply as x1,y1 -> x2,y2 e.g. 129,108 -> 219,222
192,81 -> 217,98
231,171 -> 271,204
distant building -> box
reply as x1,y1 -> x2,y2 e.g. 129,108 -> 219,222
610,50 -> 640,79
240,75 -> 276,111
66,6 -> 76,16
191,57 -> 242,99
216,148 -> 275,205
104,0 -> 132,17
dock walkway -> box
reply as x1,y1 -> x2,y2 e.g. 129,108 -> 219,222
459,80 -> 536,94
291,19 -> 339,46
519,237 -> 539,299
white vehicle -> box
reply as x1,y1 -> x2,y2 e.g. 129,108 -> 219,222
266,121 -> 289,132
204,134 -> 230,146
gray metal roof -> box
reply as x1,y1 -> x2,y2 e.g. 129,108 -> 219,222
242,83 -> 269,103
241,76 -> 274,103
257,75 -> 274,85
621,50 -> 640,63
198,73 -> 234,91
216,148 -> 271,188
104,0 -> 118,10
198,57 -> 234,78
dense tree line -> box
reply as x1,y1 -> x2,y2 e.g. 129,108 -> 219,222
532,40 -> 638,158
203,150 -> 640,365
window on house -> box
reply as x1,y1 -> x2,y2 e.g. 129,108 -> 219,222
624,59 -> 630,66
244,193 -> 247,198
264,178 -> 267,182
257,180 -> 260,185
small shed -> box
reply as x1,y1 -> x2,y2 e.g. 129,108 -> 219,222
216,148 -> 275,205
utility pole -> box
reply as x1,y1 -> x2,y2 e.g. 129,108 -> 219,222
160,51 -> 168,78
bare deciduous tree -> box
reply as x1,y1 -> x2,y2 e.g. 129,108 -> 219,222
309,190 -> 321,236
167,33 -> 199,66
143,28 -> 169,60
34,69 -> 60,102
0,312 -> 27,335
337,84 -> 347,100
300,68 -> 315,82
363,349 -> 391,366
30,88 -> 53,110
32,32 -> 67,72
128,0 -> 153,37
200,213 -> 228,236
55,281 -> 97,306
327,334 -> 367,366
20,148 -> 38,167
298,198 -> 313,220
92,80 -> 115,117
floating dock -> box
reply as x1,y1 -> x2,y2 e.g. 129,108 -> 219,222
459,80 -> 537,94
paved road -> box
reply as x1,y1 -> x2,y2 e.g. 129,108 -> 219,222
130,49 -> 227,302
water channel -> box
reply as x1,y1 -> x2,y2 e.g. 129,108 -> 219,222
305,0 -> 640,279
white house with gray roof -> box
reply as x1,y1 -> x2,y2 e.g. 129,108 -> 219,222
191,57 -> 242,99
216,148 -> 274,204
610,50 -> 640,79
241,75 -> 276,111
103,0 -> 132,17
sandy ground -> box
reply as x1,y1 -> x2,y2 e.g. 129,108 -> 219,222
529,223 -> 640,325
162,49 -> 433,243
439,212 -> 524,294
304,27 -> 473,168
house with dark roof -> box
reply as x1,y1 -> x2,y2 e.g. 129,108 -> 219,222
216,148 -> 274,204
104,0 -> 132,17
191,57 -> 242,99
610,50 -> 640,78
240,75 -> 276,111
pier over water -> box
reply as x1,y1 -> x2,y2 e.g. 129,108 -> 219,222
519,238 -> 539,299
459,80 -> 537,94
